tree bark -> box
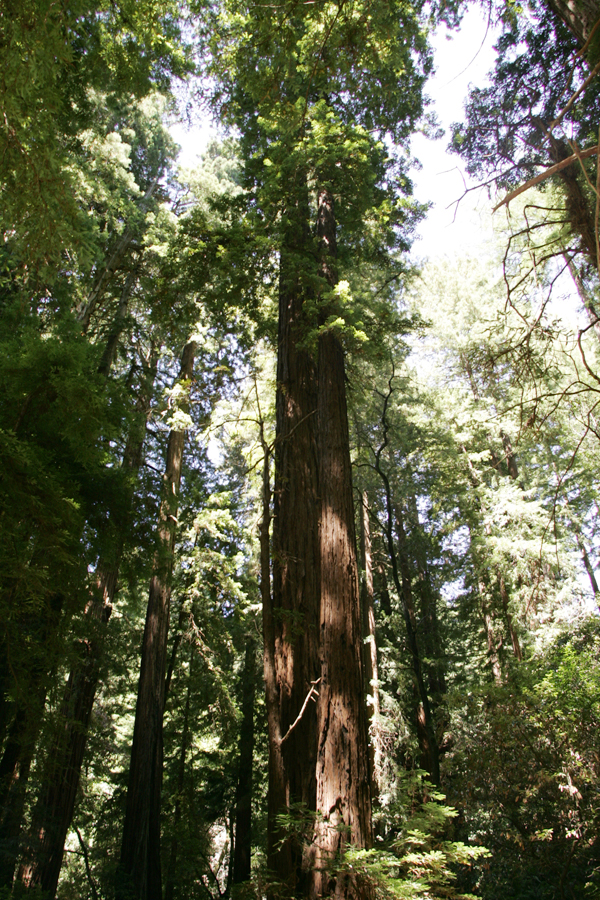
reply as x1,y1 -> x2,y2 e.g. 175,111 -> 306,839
117,340 -> 196,900
576,531 -> 600,603
311,189 -> 371,900
564,254 -> 600,342
544,0 -> 600,48
267,182 -> 321,891
164,646 -> 194,900
477,576 -> 503,685
232,637 -> 256,885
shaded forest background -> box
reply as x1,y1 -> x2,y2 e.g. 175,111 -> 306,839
0,0 -> 599,898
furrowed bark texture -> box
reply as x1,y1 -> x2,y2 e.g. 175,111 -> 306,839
118,340 -> 196,900
268,187 -> 321,890
311,189 -> 371,900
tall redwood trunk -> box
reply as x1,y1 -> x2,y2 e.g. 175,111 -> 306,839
17,350 -> 157,898
117,340 -> 196,900
311,189 -> 371,899
267,184 -> 321,890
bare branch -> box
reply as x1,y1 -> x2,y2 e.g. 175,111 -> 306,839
493,146 -> 599,213
279,679 -> 321,745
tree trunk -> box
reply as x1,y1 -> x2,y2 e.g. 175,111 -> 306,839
311,189 -> 371,900
17,350 -> 158,898
394,507 -> 441,784
0,591 -> 63,891
164,647 -> 194,900
267,182 -> 321,891
498,575 -> 523,662
544,0 -> 600,48
359,492 -> 381,795
477,576 -> 503,685
564,254 -> 600,342
232,638 -> 256,885
117,340 -> 196,900
373,374 -> 440,785
0,710 -> 36,890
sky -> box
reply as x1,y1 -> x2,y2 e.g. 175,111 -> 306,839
410,6 -> 501,259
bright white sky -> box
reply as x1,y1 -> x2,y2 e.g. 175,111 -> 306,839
171,7 -> 502,258
410,6 -> 501,259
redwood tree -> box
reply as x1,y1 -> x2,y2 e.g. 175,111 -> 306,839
209,1 -> 431,894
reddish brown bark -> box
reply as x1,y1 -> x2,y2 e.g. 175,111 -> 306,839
311,189 -> 371,899
312,329 -> 371,898
267,185 -> 321,891
118,340 -> 196,900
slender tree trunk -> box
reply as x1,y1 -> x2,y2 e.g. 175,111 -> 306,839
477,576 -> 503,685
267,182 -> 321,890
77,178 -> 157,332
15,597 -> 110,896
359,492 -> 381,795
0,710 -> 36,890
118,340 -> 196,900
97,269 -> 137,377
403,484 -> 448,706
394,506 -> 441,783
311,189 -> 371,900
164,647 -> 194,900
498,575 -> 523,662
232,637 -> 256,885
374,374 -> 439,785
498,433 -> 523,662
376,561 -> 392,618
576,531 -> 600,602
564,254 -> 600,342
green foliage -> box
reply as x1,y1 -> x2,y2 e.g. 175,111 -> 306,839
446,620 -> 600,899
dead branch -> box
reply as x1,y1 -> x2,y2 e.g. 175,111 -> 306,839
493,145 -> 599,212
279,679 -> 321,745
